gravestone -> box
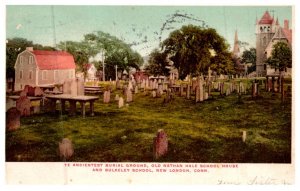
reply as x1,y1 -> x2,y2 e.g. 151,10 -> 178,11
6,98 -> 16,111
118,97 -> 124,108
6,107 -> 21,131
32,106 -> 40,114
77,78 -> 85,96
128,81 -> 133,91
153,129 -> 168,160
103,90 -> 111,103
252,82 -> 258,98
70,79 -> 77,96
180,84 -> 184,97
115,94 -> 120,101
126,88 -> 133,102
152,90 -> 157,98
19,90 -> 27,97
186,85 -> 190,99
195,86 -> 200,103
63,79 -> 72,94
226,88 -> 230,96
199,81 -> 204,102
242,131 -> 247,142
134,85 -> 139,94
59,138 -> 74,160
16,96 -> 31,116
204,92 -> 208,100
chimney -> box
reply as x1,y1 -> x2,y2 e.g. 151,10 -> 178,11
284,20 -> 289,30
26,47 -> 33,52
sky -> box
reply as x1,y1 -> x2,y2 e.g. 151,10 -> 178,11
6,6 -> 292,56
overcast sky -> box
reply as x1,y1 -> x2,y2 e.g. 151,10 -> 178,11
6,5 -> 292,56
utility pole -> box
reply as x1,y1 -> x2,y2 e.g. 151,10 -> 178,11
115,65 -> 118,81
102,51 -> 105,81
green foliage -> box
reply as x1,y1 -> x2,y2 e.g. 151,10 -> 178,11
210,52 -> 235,75
84,31 -> 143,74
144,49 -> 170,76
266,42 -> 292,71
57,41 -> 89,73
162,25 -> 233,78
241,48 -> 256,73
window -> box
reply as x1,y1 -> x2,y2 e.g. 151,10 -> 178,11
42,71 -> 47,80
29,70 -> 33,80
29,56 -> 34,64
19,70 -> 23,79
20,56 -> 24,64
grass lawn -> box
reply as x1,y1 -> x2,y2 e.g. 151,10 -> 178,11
6,81 -> 292,163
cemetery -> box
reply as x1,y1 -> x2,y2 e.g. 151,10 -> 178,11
5,8 -> 292,163
5,76 -> 292,163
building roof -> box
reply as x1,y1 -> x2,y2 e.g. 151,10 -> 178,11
31,50 -> 76,70
258,11 -> 274,24
83,63 -> 93,70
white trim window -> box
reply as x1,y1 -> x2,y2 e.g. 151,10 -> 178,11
29,56 -> 34,65
19,70 -> 23,79
42,70 -> 47,80
29,70 -> 33,80
20,56 -> 24,65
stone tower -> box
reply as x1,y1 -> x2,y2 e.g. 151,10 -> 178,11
232,30 -> 240,58
255,11 -> 276,76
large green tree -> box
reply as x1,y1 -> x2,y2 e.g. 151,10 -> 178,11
144,49 -> 169,76
162,25 -> 233,79
241,48 -> 256,73
266,41 -> 292,71
83,31 -> 143,79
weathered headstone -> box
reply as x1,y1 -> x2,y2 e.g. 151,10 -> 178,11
153,129 -> 168,160
77,78 -> 85,96
126,88 -> 133,102
59,138 -> 74,160
6,98 -> 16,111
195,86 -> 200,103
31,105 -> 40,114
115,94 -> 120,101
103,90 -> 111,103
186,85 -> 190,99
152,90 -> 157,98
134,85 -> 139,94
180,84 -> 184,97
252,82 -> 258,98
116,80 -> 120,89
204,92 -> 208,100
6,107 -> 21,131
19,90 -> 27,97
199,81 -> 204,102
118,97 -> 124,108
242,131 -> 247,142
16,96 -> 31,116
63,79 -> 72,94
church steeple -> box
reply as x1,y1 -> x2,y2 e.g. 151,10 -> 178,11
233,30 -> 240,58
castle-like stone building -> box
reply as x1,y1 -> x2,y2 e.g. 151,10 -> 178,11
255,11 -> 292,76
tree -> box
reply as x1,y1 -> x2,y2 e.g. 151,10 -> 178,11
84,31 -> 143,79
144,49 -> 169,76
266,42 -> 292,71
210,52 -> 235,75
241,48 -> 256,73
162,25 -> 233,79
